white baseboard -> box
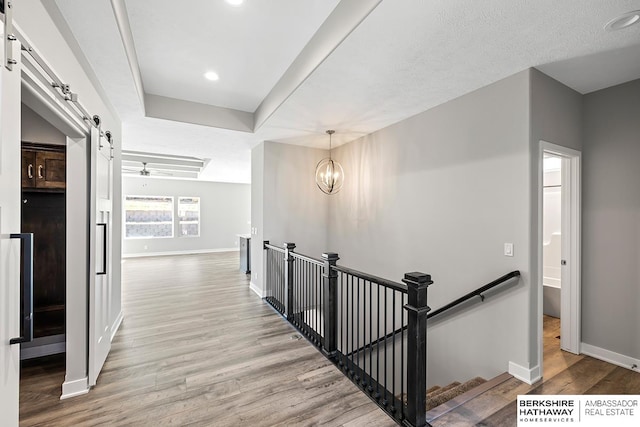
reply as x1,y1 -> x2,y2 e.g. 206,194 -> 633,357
61,377 -> 89,400
110,310 -> 124,341
122,248 -> 239,258
581,342 -> 640,372
509,361 -> 541,384
250,281 -> 264,298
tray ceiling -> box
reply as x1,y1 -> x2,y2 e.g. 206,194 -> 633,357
49,0 -> 640,183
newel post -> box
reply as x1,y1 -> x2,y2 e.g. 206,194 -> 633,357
284,243 -> 296,319
322,252 -> 339,357
402,272 -> 433,427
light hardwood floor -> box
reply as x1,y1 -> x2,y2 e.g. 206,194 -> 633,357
20,252 -> 395,427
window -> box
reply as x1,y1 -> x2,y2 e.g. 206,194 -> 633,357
178,197 -> 200,237
124,196 -> 174,238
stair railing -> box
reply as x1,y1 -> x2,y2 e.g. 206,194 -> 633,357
263,241 -> 432,427
427,270 -> 520,319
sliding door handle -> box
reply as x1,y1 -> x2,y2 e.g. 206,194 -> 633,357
9,233 -> 33,345
97,223 -> 107,275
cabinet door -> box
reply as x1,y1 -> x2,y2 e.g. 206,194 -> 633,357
21,150 -> 36,189
35,151 -> 66,189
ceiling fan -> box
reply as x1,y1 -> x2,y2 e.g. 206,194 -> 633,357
122,162 -> 173,177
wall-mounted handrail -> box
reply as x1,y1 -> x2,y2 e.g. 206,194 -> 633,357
427,270 -> 520,319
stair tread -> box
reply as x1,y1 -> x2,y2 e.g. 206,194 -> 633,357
427,372 -> 514,422
426,385 -> 441,395
427,377 -> 486,410
428,381 -> 461,399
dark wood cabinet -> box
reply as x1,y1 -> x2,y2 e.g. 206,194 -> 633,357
21,143 -> 66,190
22,192 -> 66,338
21,142 -> 66,342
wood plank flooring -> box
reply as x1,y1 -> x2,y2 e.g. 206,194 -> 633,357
430,316 -> 640,427
20,252 -> 395,427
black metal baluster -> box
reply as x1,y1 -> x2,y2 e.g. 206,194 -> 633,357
376,283 -> 380,399
341,273 -> 345,367
357,277 -> 361,382
367,281 -> 373,393
382,286 -> 387,404
351,274 -> 355,376
392,291 -> 396,412
362,279 -> 367,387
295,259 -> 299,325
401,293 -> 405,417
315,263 -> 318,341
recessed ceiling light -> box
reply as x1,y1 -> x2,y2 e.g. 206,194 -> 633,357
604,10 -> 640,31
204,71 -> 219,81
225,0 -> 244,6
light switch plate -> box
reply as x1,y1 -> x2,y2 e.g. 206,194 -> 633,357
504,243 -> 514,257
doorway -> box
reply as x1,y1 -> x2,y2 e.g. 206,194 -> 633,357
539,141 -> 582,366
19,107 -> 68,361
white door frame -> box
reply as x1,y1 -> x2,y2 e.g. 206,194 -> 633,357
538,141 -> 582,362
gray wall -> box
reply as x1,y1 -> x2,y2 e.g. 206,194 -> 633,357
582,79 -> 640,360
329,71 -> 531,386
263,141 -> 329,257
122,177 -> 250,256
251,141 -> 329,295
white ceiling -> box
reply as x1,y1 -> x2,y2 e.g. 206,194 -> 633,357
126,0 -> 340,112
50,0 -> 640,184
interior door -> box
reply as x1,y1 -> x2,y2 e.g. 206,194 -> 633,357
88,126 -> 113,386
0,17 -> 23,426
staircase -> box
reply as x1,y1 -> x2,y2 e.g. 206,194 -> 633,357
426,372 -> 514,423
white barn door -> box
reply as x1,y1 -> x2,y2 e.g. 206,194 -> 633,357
88,126 -> 113,386
0,17 -> 23,426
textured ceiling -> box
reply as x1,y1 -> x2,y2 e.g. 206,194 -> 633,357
50,0 -> 640,184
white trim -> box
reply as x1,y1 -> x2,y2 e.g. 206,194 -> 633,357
110,0 -> 146,113
581,343 -> 640,372
250,281 -> 265,298
122,248 -> 238,258
110,310 -> 124,342
60,377 -> 89,400
509,361 -> 541,385
537,141 -> 582,379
